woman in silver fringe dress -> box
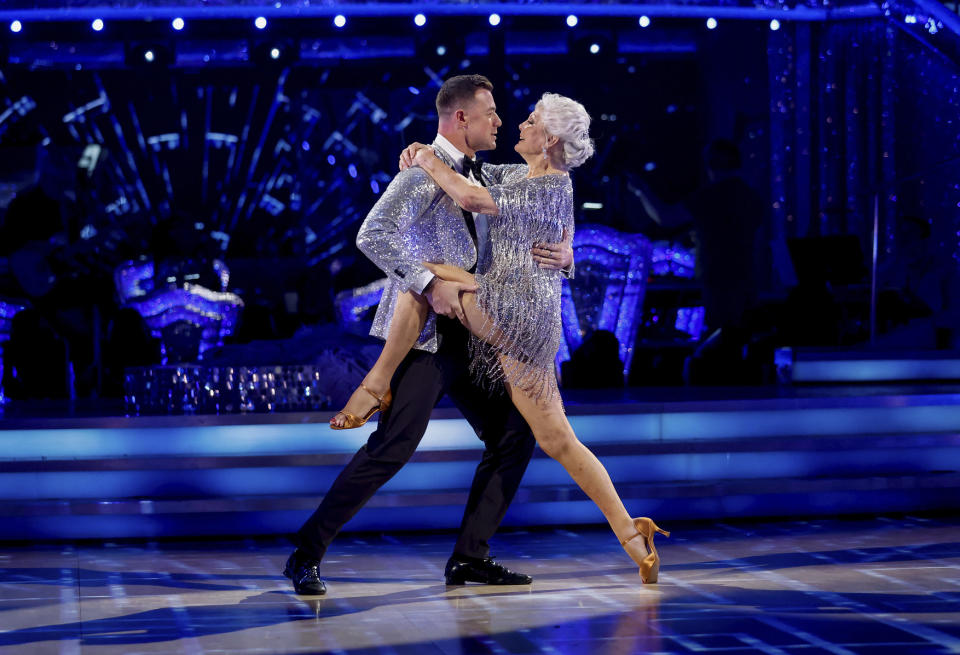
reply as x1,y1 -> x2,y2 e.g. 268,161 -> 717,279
333,93 -> 670,583
461,162 -> 571,402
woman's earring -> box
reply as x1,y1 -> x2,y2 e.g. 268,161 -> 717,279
542,146 -> 548,162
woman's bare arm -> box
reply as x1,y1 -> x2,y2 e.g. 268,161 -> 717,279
414,148 -> 499,215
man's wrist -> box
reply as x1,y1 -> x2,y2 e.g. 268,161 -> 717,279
411,269 -> 436,295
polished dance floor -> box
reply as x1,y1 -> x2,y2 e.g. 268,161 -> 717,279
1,516 -> 959,654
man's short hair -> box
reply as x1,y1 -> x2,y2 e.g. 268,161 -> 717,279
436,74 -> 494,115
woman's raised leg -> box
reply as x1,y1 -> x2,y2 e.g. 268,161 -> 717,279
332,263 -> 478,429
331,290 -> 429,429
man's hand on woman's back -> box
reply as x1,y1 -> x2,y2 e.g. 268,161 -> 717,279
532,228 -> 574,270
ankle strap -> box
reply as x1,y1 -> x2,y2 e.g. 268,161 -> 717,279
360,383 -> 386,404
620,531 -> 642,547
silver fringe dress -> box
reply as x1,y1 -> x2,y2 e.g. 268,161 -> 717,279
471,166 -> 574,402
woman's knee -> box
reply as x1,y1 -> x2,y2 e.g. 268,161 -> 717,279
535,427 -> 576,460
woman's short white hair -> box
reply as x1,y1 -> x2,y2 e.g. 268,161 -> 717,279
537,92 -> 595,171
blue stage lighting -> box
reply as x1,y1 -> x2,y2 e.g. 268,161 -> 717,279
327,154 -> 336,165
639,16 -> 651,28
566,14 -> 578,27
91,18 -> 104,32
905,14 -> 918,23
770,19 -> 781,31
436,45 -> 447,56
706,17 -> 718,30
489,13 -> 501,27
255,16 -> 267,30
144,49 -> 155,63
371,180 -> 380,194
10,20 -> 22,33
414,13 -> 427,27
270,47 -> 281,60
334,14 -> 346,28
348,164 -> 358,178
172,17 -> 184,31
589,43 -> 600,54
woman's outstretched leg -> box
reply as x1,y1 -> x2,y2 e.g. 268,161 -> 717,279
415,265 -> 670,579
500,376 -> 634,536
498,370 -> 668,582
450,287 -> 669,581
331,291 -> 428,428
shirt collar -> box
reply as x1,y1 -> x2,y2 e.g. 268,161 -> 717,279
433,133 -> 474,173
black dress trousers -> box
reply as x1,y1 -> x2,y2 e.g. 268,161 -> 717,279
296,315 -> 536,561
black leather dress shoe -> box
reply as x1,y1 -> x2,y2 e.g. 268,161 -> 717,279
283,551 -> 326,595
444,555 -> 532,585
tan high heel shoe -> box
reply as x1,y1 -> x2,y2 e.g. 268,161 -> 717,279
330,384 -> 392,430
621,517 -> 670,584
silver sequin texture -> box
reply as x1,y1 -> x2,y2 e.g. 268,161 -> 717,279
471,167 -> 574,402
357,150 -> 573,403
357,147 -> 477,353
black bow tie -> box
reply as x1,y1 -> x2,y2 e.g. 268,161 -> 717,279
462,157 -> 484,181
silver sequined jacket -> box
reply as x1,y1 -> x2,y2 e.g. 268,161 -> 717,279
357,147 -> 493,353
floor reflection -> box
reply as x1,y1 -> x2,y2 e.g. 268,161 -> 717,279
0,517 -> 958,653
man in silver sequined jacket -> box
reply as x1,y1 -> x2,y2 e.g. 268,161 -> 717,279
285,75 -> 574,595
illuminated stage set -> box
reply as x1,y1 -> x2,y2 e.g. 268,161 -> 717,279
1,0 -> 960,652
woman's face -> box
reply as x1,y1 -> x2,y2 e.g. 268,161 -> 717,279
514,108 -> 550,157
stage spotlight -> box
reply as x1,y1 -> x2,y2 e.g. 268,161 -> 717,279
639,16 -> 651,28
706,17 -> 718,29
414,13 -> 427,27
770,19 -> 781,31
566,14 -> 578,27
254,16 -> 267,30
333,14 -> 346,28
572,34 -> 612,58
10,20 -> 22,33
172,17 -> 184,31
252,40 -> 298,65
489,13 -> 501,27
417,35 -> 464,63
92,18 -> 104,32
126,43 -> 174,67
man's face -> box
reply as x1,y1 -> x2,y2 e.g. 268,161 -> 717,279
461,89 -> 502,153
